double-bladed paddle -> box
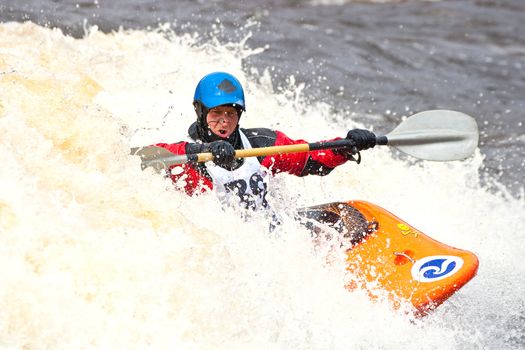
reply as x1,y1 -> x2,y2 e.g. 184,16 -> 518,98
131,109 -> 479,170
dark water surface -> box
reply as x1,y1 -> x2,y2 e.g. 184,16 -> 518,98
2,0 -> 524,195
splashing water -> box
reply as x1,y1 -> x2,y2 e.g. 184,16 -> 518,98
0,22 -> 524,349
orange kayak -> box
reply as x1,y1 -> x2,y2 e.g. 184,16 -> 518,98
299,200 -> 479,316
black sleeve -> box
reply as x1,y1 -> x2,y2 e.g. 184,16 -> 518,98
299,157 -> 337,176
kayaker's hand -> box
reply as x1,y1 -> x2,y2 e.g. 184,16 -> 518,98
207,140 -> 236,167
345,129 -> 376,151
333,129 -> 376,163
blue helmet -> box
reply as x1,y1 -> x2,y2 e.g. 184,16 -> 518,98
193,72 -> 245,111
192,72 -> 246,141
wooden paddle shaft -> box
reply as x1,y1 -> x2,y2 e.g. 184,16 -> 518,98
194,139 -> 355,162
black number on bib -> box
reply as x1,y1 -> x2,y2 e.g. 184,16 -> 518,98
224,180 -> 248,198
224,174 -> 268,210
249,174 -> 267,195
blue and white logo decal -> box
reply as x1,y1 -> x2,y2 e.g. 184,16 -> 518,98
411,255 -> 464,282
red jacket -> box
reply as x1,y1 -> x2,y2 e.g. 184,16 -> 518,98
156,128 -> 349,196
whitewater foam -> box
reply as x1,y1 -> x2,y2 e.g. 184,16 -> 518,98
1,22 -> 524,349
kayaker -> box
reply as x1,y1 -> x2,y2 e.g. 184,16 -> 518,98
155,71 -> 376,211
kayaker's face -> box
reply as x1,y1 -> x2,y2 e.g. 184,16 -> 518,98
206,106 -> 239,139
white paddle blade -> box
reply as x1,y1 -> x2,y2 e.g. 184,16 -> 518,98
131,145 -> 177,160
386,110 -> 479,161
131,146 -> 182,171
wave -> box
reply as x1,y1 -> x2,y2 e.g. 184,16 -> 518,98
1,22 -> 524,349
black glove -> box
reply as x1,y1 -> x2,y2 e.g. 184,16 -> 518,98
333,129 -> 376,163
345,129 -> 376,151
206,140 -> 236,167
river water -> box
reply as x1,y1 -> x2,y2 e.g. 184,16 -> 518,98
0,0 -> 524,349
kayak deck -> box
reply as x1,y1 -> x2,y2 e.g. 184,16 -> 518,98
299,201 -> 479,316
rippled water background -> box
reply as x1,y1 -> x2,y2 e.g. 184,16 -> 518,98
1,0 -> 524,195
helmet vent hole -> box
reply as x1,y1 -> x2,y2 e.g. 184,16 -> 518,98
218,79 -> 236,93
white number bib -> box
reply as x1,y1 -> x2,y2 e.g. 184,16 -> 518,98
205,131 -> 269,210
